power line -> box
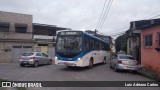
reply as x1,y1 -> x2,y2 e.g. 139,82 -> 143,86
97,0 -> 111,29
147,13 -> 160,19
98,0 -> 113,30
143,7 -> 160,19
96,1 -> 160,38
96,0 -> 108,29
96,0 -> 113,30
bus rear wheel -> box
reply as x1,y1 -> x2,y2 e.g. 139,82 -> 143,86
88,60 -> 93,69
103,57 -> 107,64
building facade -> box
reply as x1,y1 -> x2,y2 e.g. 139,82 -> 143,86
141,25 -> 160,74
0,11 -> 70,63
0,11 -> 34,63
126,21 -> 141,63
33,23 -> 70,59
127,18 -> 160,74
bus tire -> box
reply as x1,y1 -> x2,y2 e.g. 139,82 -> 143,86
103,57 -> 107,64
88,59 -> 93,69
67,66 -> 73,68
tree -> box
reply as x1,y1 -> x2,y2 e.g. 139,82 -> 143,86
115,34 -> 127,53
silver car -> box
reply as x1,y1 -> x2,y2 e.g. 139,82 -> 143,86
110,54 -> 139,72
19,52 -> 52,67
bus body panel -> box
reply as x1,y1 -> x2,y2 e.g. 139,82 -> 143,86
55,30 -> 110,67
55,50 -> 110,67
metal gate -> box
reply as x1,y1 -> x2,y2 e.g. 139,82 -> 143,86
12,46 -> 32,63
48,47 -> 55,59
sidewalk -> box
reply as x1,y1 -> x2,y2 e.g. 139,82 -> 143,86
138,68 -> 160,81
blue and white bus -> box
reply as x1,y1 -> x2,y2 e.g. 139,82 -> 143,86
55,30 -> 110,68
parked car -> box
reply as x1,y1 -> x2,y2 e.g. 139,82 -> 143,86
110,54 -> 139,73
19,52 -> 52,67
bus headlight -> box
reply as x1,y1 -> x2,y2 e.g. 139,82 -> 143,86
77,58 -> 81,61
55,57 -> 58,60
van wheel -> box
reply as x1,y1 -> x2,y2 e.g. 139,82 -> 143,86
34,61 -> 39,67
88,59 -> 93,69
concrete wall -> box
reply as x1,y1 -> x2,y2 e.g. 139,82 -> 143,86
0,11 -> 33,39
0,32 -> 32,39
0,42 -> 34,63
34,44 -> 48,54
0,11 -> 33,63
141,25 -> 160,74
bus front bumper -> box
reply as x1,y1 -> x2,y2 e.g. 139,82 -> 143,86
55,60 -> 83,67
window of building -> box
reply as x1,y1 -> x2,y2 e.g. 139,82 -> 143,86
144,34 -> 152,46
38,44 -> 48,46
15,27 -> 27,33
0,25 -> 9,32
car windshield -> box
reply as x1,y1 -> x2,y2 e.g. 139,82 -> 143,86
22,53 -> 34,56
119,55 -> 135,60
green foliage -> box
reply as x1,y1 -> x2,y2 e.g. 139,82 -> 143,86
115,34 -> 127,53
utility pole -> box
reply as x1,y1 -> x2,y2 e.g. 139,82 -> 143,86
95,29 -> 98,35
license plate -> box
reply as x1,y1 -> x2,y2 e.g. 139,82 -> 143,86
127,67 -> 133,68
23,62 -> 27,64
64,62 -> 69,65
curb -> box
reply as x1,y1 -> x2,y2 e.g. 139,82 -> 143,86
137,69 -> 160,81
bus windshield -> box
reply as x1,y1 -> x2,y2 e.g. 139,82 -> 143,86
56,35 -> 82,58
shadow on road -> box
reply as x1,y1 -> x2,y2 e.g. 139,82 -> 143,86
60,63 -> 106,71
19,64 -> 52,68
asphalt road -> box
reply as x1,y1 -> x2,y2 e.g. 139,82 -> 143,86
0,63 -> 159,90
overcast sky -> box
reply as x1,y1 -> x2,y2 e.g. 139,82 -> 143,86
0,0 -> 160,37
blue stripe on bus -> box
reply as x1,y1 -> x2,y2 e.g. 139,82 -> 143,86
55,50 -> 94,61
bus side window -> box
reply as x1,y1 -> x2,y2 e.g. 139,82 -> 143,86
99,42 -> 102,50
92,39 -> 95,50
96,41 -> 99,50
89,38 -> 94,50
94,41 -> 97,49
84,36 -> 89,51
102,43 -> 105,50
106,44 -> 110,51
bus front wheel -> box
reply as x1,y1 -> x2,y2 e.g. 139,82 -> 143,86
103,57 -> 107,64
88,60 -> 93,69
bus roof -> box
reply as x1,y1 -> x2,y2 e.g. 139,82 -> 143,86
83,31 -> 110,45
57,30 -> 110,45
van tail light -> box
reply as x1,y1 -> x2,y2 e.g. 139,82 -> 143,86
118,60 -> 122,64
30,57 -> 37,60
